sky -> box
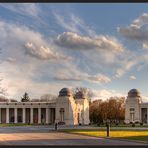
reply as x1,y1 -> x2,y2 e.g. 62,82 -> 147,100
0,3 -> 148,101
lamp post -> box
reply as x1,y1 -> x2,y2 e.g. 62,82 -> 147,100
106,119 -> 110,137
55,122 -> 58,131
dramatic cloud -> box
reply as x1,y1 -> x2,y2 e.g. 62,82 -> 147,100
132,13 -> 148,27
54,72 -> 111,84
55,32 -> 125,52
25,42 -> 69,60
0,20 -> 69,61
0,20 -> 72,99
91,89 -> 125,100
53,11 -> 134,79
2,5 -> 148,100
130,75 -> 136,80
118,25 -> 148,41
118,13 -> 148,50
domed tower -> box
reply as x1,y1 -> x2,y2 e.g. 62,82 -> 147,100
55,88 -> 76,125
74,91 -> 90,125
125,89 -> 142,124
59,88 -> 72,97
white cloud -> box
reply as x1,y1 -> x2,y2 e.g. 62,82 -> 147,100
130,75 -> 136,80
118,25 -> 148,41
53,11 -> 97,38
87,74 -> 111,83
25,42 -> 69,60
118,13 -> 148,50
53,11 -> 136,79
52,61 -> 111,84
54,73 -> 111,84
0,20 -> 72,99
1,60 -> 74,100
143,43 -> 148,49
0,20 -> 70,61
115,59 -> 137,78
0,4 -> 40,18
55,32 -> 125,53
91,89 -> 125,101
142,95 -> 148,102
132,13 -> 148,27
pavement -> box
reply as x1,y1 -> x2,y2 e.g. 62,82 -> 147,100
0,126 -> 147,145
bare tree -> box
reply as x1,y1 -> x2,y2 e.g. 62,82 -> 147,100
89,96 -> 125,125
0,78 -> 7,96
40,94 -> 57,102
0,95 -> 8,102
72,87 -> 93,99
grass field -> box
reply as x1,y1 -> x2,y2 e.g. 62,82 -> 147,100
61,129 -> 148,143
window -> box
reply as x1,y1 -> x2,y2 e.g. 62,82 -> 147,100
130,108 -> 135,111
130,113 -> 135,122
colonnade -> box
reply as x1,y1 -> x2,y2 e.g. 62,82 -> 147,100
0,107 -> 55,124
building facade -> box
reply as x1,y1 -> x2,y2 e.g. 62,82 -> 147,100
125,89 -> 148,124
0,88 -> 90,125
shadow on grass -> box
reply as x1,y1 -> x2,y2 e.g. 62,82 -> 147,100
60,130 -> 148,143
118,136 -> 148,142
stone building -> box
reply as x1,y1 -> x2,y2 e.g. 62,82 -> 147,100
0,88 -> 90,125
125,89 -> 148,124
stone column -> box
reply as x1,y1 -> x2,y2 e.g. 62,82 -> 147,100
0,108 -> 1,124
22,108 -> 26,123
38,108 -> 41,124
14,108 -> 18,123
30,108 -> 33,124
139,108 -> 141,123
48,108 -> 51,124
6,108 -> 9,124
46,108 -> 49,124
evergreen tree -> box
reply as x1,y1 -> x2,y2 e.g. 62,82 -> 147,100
21,92 -> 30,102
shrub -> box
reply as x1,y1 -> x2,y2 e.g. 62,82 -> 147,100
97,123 -> 100,127
123,122 -> 126,125
132,123 -> 135,127
140,122 -> 143,126
58,121 -> 65,125
115,123 -> 119,126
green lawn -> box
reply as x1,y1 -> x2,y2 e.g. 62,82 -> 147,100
61,129 -> 148,143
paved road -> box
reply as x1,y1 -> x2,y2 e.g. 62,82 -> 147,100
0,126 -> 147,145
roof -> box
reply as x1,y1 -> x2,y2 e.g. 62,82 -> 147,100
59,88 -> 72,97
128,89 -> 141,97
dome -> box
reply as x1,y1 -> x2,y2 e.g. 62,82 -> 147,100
59,88 -> 72,97
128,89 -> 141,97
74,91 -> 86,99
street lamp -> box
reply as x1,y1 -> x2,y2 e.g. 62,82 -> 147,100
106,119 -> 110,137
